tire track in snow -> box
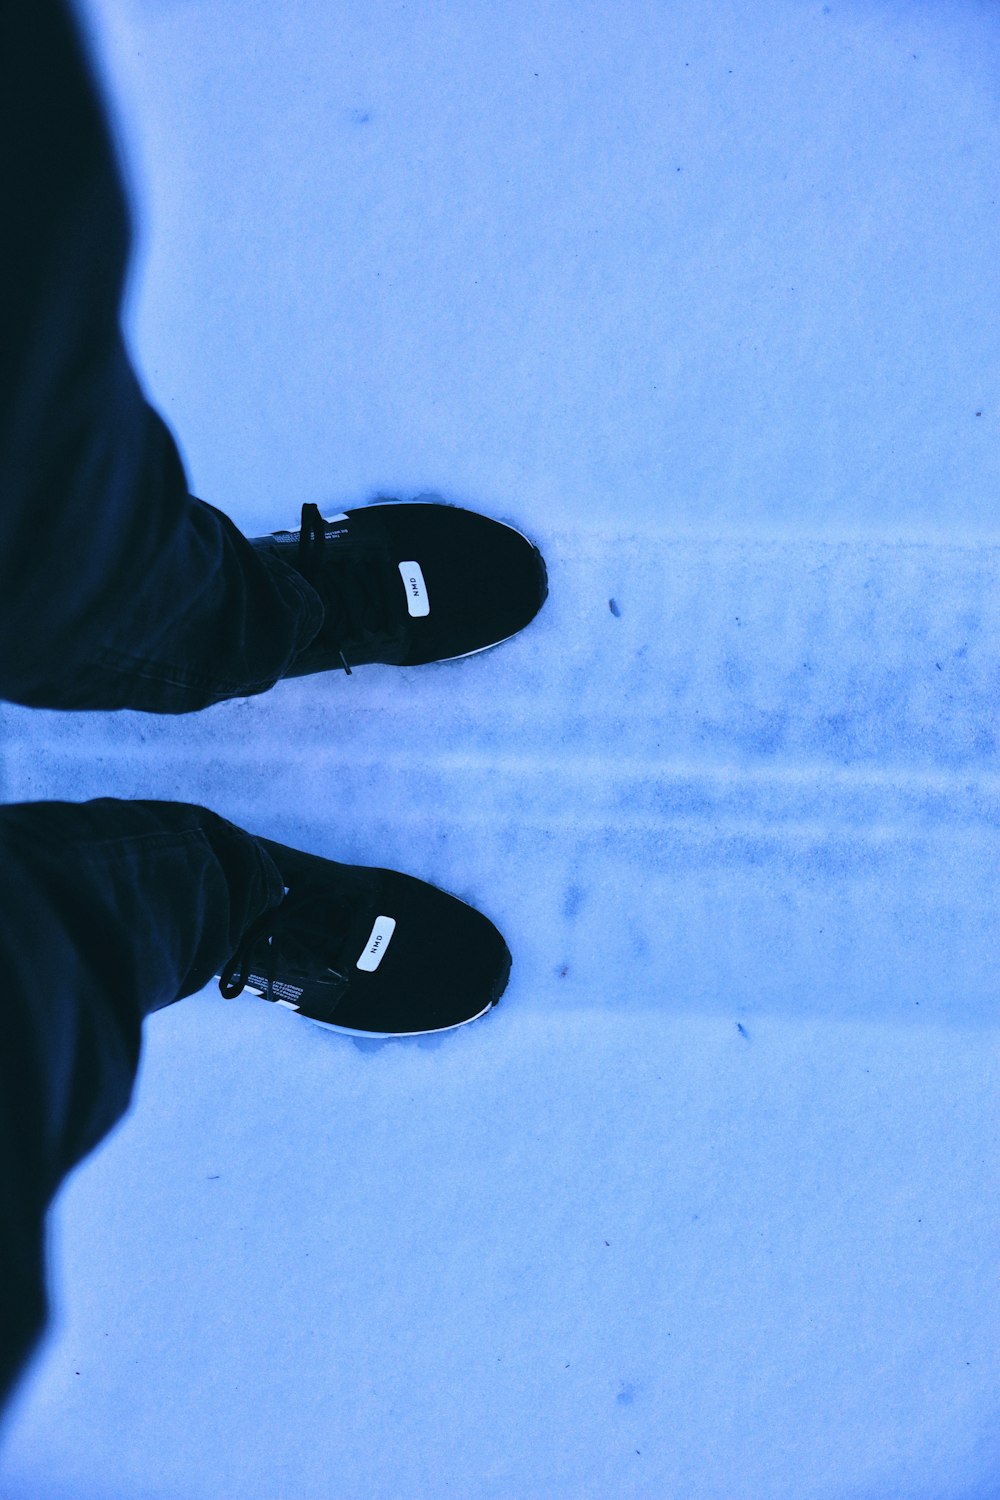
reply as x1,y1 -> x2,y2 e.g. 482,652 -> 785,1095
2,533 -> 998,1021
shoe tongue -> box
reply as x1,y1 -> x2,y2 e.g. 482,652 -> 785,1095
275,875 -> 396,986
321,554 -> 401,652
276,880 -> 360,972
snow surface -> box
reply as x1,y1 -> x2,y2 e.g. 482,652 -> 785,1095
2,0 -> 1000,1496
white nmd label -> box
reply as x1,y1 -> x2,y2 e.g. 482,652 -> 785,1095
357,915 -> 396,972
398,561 -> 430,617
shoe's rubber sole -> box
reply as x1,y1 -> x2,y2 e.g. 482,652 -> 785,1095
296,998 -> 495,1039
426,621 -> 534,665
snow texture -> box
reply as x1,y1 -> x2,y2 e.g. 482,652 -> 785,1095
2,1 -> 1000,1496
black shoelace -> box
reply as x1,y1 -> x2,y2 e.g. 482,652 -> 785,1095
219,906 -> 285,999
218,884 -> 350,1004
296,502 -> 389,675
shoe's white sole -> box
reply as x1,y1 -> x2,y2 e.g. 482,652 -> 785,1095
428,624 -> 529,665
297,999 -> 495,1039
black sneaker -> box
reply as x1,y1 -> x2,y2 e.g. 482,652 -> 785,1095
218,837 -> 511,1037
251,499 -> 547,677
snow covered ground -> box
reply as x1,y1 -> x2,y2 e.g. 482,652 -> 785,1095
1,1 -> 999,1496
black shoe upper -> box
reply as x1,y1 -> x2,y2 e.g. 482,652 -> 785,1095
252,500 -> 547,677
219,837 -> 512,1036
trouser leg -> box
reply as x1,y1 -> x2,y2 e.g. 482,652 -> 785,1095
0,0 -> 324,714
0,798 -> 283,1420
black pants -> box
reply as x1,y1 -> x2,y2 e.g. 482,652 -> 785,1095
0,0 -> 328,1413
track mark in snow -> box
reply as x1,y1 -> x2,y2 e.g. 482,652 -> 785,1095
3,533 -> 998,1021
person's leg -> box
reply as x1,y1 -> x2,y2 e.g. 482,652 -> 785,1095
0,0 -> 325,714
0,798 -> 284,1420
